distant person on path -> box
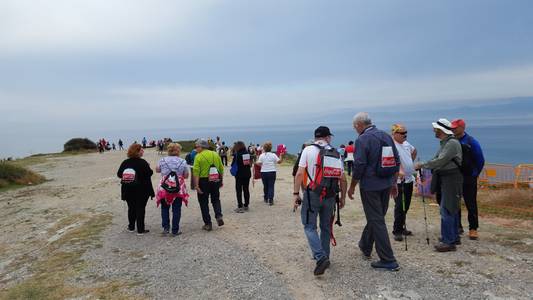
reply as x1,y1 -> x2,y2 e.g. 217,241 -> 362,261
219,142 -> 229,166
118,139 -> 124,150
112,143 -> 116,150
232,141 -> 252,213
415,118 -> 463,252
347,112 -> 400,271
292,140 -> 314,179
193,139 -> 225,231
344,141 -> 355,176
293,126 -> 347,276
451,119 -> 485,240
256,141 -> 284,205
390,124 -> 417,242
248,143 -> 257,164
142,137 -> 147,149
156,143 -> 189,236
117,143 -> 155,235
185,148 -> 197,190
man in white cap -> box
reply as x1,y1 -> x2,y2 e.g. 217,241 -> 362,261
415,119 -> 463,252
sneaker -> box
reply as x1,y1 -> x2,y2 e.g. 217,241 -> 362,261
234,207 -> 244,213
202,224 -> 213,231
313,257 -> 331,276
370,260 -> 400,271
216,218 -> 224,227
162,229 -> 170,235
172,231 -> 182,236
127,226 -> 135,233
243,206 -> 249,211
434,243 -> 457,252
403,229 -> 413,236
268,201 -> 273,206
468,229 -> 479,240
358,241 -> 371,260
458,227 -> 465,235
137,230 -> 150,236
394,234 -> 404,242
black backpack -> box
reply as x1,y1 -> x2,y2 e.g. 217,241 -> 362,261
454,136 -> 475,176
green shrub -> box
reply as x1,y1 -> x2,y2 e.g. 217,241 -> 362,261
63,138 -> 97,152
173,140 -> 196,153
0,162 -> 45,188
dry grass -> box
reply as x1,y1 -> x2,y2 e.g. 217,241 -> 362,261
0,163 -> 46,190
478,188 -> 533,220
0,213 -> 144,300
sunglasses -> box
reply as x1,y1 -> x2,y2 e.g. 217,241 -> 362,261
395,131 -> 408,135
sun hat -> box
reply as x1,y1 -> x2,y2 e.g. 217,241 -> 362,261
451,119 -> 466,129
432,118 -> 454,135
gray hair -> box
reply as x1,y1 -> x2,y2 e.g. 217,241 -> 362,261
353,112 -> 372,126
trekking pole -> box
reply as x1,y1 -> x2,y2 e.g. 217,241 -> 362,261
418,167 -> 430,245
402,186 -> 408,251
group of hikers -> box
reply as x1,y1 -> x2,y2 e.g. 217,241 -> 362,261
116,112 -> 485,275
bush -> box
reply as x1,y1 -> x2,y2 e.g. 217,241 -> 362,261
63,138 -> 97,152
0,162 -> 45,188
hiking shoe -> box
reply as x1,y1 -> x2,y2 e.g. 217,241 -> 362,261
358,241 -> 371,260
243,206 -> 249,211
137,230 -> 150,236
394,234 -> 404,242
370,260 -> 400,271
202,224 -> 212,231
403,229 -> 413,236
234,207 -> 244,213
216,218 -> 224,227
172,231 -> 182,236
268,201 -> 273,206
468,229 -> 479,240
434,243 -> 457,252
439,237 -> 461,245
313,257 -> 330,276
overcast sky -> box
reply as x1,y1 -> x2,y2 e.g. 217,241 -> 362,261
1,0 -> 533,134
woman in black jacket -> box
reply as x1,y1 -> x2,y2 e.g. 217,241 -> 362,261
233,141 -> 252,213
117,143 -> 155,235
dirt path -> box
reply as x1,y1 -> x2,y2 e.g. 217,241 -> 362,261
1,150 -> 532,299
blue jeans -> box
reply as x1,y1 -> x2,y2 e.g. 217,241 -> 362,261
261,172 -> 276,202
301,189 -> 335,261
440,205 -> 459,245
161,198 -> 182,234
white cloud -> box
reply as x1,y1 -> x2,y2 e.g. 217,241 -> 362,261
0,0 -> 215,55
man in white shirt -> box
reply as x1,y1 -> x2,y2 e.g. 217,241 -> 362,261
391,124 -> 417,242
293,126 -> 347,276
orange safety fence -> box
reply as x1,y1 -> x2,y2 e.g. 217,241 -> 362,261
478,163 -> 516,187
515,164 -> 533,188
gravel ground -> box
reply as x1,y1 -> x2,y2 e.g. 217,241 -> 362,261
1,149 -> 532,299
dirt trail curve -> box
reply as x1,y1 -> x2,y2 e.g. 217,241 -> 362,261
1,150 -> 532,299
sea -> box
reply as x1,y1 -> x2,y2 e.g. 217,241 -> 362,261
4,123 -> 531,166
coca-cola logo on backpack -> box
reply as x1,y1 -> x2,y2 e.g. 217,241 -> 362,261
121,168 -> 137,185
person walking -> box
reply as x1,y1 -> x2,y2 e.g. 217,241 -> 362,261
347,112 -> 400,271
344,141 -> 355,176
390,124 -> 417,242
142,137 -> 147,149
232,141 -> 252,213
156,143 -> 189,236
118,139 -> 124,150
117,143 -> 155,235
193,139 -> 225,231
256,141 -> 284,206
219,142 -> 229,166
185,148 -> 197,190
415,118 -> 463,252
293,126 -> 347,276
451,119 -> 485,240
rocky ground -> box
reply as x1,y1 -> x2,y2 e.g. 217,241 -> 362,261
1,150 -> 532,299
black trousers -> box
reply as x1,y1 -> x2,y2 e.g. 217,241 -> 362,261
235,176 -> 251,208
126,196 -> 149,233
459,176 -> 479,230
346,161 -> 354,176
197,178 -> 223,225
393,182 -> 413,235
359,188 -> 396,263
221,155 -> 228,166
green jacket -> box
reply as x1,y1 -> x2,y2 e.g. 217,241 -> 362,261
193,150 -> 224,178
422,136 -> 462,171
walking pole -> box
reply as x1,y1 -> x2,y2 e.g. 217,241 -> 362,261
418,167 -> 431,245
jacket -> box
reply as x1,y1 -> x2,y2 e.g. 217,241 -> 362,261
117,158 -> 155,200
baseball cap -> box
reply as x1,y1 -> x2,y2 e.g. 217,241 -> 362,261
314,126 -> 334,138
451,119 -> 466,129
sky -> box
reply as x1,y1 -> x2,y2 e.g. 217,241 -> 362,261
1,0 -> 533,152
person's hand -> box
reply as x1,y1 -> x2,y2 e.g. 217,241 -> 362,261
391,184 -> 399,198
414,162 -> 423,170
196,187 -> 203,194
293,194 -> 302,212
348,186 -> 355,200
339,196 -> 346,209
